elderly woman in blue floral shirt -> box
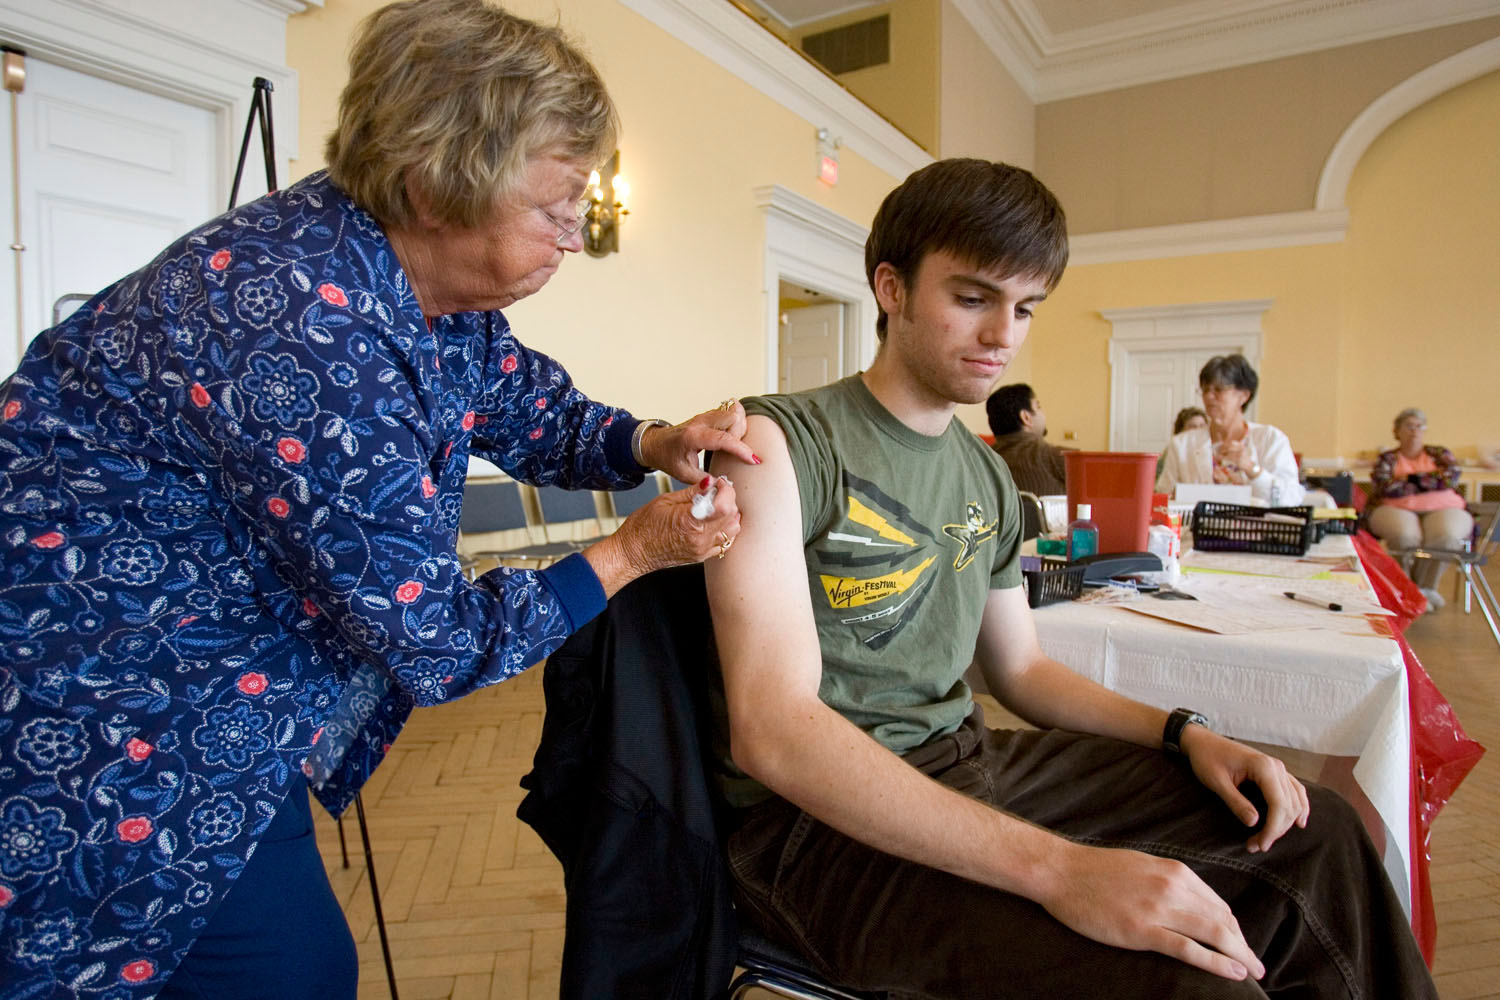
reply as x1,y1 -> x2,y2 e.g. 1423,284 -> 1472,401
0,2 -> 750,997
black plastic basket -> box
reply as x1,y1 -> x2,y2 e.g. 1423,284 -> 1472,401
1191,502 -> 1315,557
1023,558 -> 1086,608
1320,515 -> 1359,535
1309,514 -> 1359,542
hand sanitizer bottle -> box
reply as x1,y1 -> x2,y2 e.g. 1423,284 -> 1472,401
1067,503 -> 1100,561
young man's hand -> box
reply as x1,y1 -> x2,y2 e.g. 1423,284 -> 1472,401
1180,725 -> 1311,853
1039,842 -> 1265,982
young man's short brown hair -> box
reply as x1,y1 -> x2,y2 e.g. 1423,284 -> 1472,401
865,159 -> 1068,340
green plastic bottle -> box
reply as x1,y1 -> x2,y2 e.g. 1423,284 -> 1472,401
1067,503 -> 1099,561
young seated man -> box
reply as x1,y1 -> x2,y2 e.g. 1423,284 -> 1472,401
704,158 -> 1433,999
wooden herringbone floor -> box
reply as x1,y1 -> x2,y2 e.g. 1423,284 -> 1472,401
316,561 -> 1500,999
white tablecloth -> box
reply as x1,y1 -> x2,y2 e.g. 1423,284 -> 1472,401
1017,535 -> 1412,913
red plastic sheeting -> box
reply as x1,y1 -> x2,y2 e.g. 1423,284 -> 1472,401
1352,530 -> 1486,966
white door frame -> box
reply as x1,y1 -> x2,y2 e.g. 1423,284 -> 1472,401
1103,300 -> 1270,451
0,0 -> 312,211
754,184 -> 874,393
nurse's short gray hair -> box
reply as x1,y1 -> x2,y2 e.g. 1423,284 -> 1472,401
325,0 -> 619,229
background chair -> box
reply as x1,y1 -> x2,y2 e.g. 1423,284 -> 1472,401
533,483 -> 607,545
1385,501 -> 1500,649
333,795 -> 399,999
456,477 -> 555,576
1016,490 -> 1045,542
605,471 -> 666,530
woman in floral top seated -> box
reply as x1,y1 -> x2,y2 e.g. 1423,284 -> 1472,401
0,2 -> 750,997
1367,407 -> 1474,609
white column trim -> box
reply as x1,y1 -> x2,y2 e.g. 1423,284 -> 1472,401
1317,35 -> 1500,212
754,184 -> 876,393
1069,210 -> 1348,267
0,0 -> 313,208
618,0 -> 932,181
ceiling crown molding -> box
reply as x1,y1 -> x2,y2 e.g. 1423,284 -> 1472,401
1069,209 -> 1348,267
953,0 -> 1500,104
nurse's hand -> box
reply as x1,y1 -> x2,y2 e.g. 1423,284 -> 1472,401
638,401 -> 760,483
582,476 -> 741,598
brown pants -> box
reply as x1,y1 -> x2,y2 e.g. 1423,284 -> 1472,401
725,709 -> 1434,1000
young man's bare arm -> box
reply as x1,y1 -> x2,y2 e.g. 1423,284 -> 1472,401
706,415 -> 1263,983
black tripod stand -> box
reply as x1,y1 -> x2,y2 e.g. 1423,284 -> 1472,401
228,76 -> 278,209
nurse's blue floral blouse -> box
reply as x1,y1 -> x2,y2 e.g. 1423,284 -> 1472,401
0,171 -> 645,997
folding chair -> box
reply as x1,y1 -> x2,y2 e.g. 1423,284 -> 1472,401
520,566 -> 882,999
1016,490 -> 1046,542
605,471 -> 666,529
533,483 -> 607,546
1387,501 -> 1500,649
725,926 -> 885,999
456,477 -> 556,576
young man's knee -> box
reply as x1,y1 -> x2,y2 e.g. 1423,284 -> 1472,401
1303,782 -> 1376,853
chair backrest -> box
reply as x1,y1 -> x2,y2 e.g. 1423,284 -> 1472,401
517,566 -> 740,996
606,472 -> 665,527
1016,490 -> 1045,542
519,566 -> 873,999
534,484 -> 606,543
458,478 -> 528,533
457,477 -> 545,566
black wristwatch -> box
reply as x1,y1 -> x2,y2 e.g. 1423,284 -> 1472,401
1162,708 -> 1210,757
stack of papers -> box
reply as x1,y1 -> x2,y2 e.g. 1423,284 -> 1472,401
1110,573 -> 1391,634
1180,550 -> 1354,578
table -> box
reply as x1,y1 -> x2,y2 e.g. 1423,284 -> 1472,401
1015,535 -> 1414,914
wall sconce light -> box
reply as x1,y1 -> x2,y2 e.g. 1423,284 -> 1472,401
584,151 -> 630,257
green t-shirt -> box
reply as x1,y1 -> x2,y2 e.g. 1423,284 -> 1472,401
716,375 -> 1022,806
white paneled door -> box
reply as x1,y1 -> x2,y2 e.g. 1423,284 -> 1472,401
1124,348 -> 1222,454
0,57 -> 219,373
779,301 -> 845,394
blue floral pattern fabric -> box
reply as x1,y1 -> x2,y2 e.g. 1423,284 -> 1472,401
0,171 -> 643,997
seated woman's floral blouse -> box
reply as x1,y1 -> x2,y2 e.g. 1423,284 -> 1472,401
1370,445 -> 1468,512
0,171 -> 645,996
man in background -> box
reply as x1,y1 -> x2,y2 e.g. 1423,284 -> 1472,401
986,382 -> 1070,495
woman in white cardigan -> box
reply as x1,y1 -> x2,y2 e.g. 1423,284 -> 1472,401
1157,354 -> 1305,505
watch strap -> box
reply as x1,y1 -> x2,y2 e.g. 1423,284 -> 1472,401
1162,708 -> 1209,756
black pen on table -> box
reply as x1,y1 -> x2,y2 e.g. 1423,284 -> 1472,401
1284,591 -> 1342,612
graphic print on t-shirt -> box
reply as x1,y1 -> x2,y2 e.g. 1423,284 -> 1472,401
941,501 -> 999,572
817,471 -> 995,650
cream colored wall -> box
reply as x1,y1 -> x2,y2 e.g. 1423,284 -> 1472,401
286,0 -> 901,423
1029,69 -> 1500,463
1337,69 -> 1500,463
1036,16 -> 1500,233
940,0 -> 1038,436
938,0 -> 1034,167
1029,245 -> 1344,455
